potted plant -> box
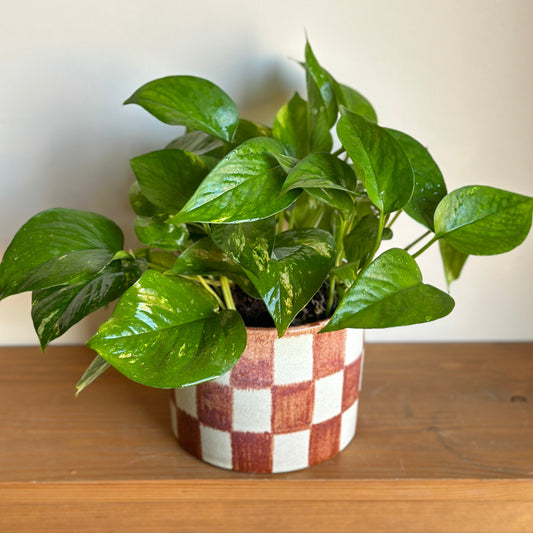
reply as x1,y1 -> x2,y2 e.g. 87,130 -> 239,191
1,40 -> 531,473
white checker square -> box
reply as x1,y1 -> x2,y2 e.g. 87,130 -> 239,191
233,388 -> 272,432
274,334 -> 314,385
273,430 -> 311,473
200,424 -> 232,470
345,329 -> 364,365
214,370 -> 231,386
174,386 -> 197,417
312,370 -> 344,424
340,400 -> 358,451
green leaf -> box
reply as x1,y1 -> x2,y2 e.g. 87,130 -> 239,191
210,217 -> 276,277
166,130 -> 225,158
386,128 -> 447,230
0,208 -> 124,300
134,216 -> 189,251
129,181 -> 161,217
32,258 -> 145,349
281,153 -> 356,213
329,77 -> 377,123
76,355 -> 111,395
272,92 -> 309,158
439,240 -> 468,286
337,109 -> 414,214
233,119 -> 272,144
344,214 -> 385,270
130,149 -> 209,213
323,248 -> 455,331
270,152 -> 299,174
171,137 -> 300,224
88,271 -> 247,388
305,40 -> 337,129
434,186 -> 533,255
247,228 -> 336,336
124,75 -> 239,142
168,237 -> 259,296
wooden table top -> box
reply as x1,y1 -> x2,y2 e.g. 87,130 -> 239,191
1,343 -> 532,532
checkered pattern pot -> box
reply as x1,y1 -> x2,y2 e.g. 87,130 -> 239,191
170,322 -> 364,473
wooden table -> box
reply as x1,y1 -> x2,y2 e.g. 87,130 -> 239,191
0,343 -> 532,532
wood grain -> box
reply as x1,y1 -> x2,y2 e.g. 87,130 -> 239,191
0,343 -> 532,532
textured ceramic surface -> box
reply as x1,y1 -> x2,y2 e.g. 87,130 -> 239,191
170,323 -> 364,473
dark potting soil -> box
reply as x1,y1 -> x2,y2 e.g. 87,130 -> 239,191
232,282 -> 335,328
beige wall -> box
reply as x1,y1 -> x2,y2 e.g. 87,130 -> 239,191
1,0 -> 532,344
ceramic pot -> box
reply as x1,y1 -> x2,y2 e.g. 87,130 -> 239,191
170,322 -> 364,473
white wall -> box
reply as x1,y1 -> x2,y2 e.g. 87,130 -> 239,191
1,0 -> 532,345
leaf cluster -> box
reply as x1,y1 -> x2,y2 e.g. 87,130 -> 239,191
1,40 -> 531,391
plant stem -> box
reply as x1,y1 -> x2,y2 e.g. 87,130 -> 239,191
404,230 -> 431,252
361,209 -> 385,272
196,276 -> 225,308
332,146 -> 346,157
411,235 -> 439,259
220,276 -> 236,310
386,210 -> 402,229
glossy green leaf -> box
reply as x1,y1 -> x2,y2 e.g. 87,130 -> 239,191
270,153 -> 299,174
272,92 -> 309,158
88,271 -> 247,388
32,258 -> 145,349
168,237 -> 259,296
233,119 -> 272,144
434,186 -> 533,255
171,137 -> 300,224
0,208 -> 123,300
166,130 -> 225,158
323,248 -> 455,331
386,128 -> 447,230
124,75 -> 239,142
129,181 -> 161,217
337,109 -> 414,214
210,217 -> 276,277
439,240 -> 468,286
130,149 -> 209,213
247,228 -> 336,336
305,40 -> 338,129
329,76 -> 377,123
76,355 -> 110,395
134,216 -> 189,251
344,214 -> 384,270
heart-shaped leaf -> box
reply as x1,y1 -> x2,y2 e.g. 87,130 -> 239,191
0,208 -> 124,299
439,240 -> 468,286
434,186 -> 533,255
272,92 -> 309,158
88,270 -> 247,388
247,228 -> 336,336
322,248 -> 455,331
134,216 -> 189,251
32,258 -> 145,349
210,217 -> 276,277
124,75 -> 239,142
130,149 -> 209,213
281,153 -> 357,213
171,137 -> 300,224
337,108 -> 414,214
386,128 -> 447,230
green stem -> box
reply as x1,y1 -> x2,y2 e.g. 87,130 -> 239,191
411,235 -> 439,259
386,210 -> 402,229
220,276 -> 236,311
332,146 -> 346,157
361,210 -> 385,272
326,217 -> 349,316
196,276 -> 225,308
404,230 -> 431,252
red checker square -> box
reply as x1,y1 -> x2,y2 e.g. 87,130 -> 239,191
342,358 -> 361,411
272,381 -> 314,434
309,415 -> 341,466
232,432 -> 273,473
196,381 -> 233,431
313,329 -> 347,379
230,337 -> 274,389
176,408 -> 202,459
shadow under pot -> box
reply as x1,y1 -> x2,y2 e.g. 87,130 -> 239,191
170,321 -> 364,473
